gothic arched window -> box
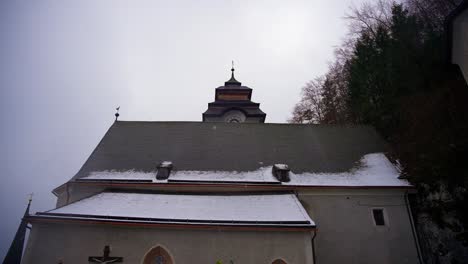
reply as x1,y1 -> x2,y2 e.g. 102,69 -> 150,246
142,246 -> 174,264
272,259 -> 288,264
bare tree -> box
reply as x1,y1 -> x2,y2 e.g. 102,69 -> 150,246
345,0 -> 393,39
405,0 -> 461,31
289,78 -> 326,124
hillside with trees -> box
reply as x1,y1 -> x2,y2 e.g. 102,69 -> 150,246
290,0 -> 468,263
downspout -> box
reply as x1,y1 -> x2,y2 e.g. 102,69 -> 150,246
311,229 -> 317,264
405,191 -> 424,264
66,183 -> 70,205
297,191 -> 317,264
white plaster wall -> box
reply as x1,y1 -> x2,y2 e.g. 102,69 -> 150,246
452,8 -> 468,83
298,190 -> 419,264
22,223 -> 313,264
48,185 -> 419,264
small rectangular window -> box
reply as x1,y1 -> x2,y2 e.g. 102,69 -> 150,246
372,209 -> 385,226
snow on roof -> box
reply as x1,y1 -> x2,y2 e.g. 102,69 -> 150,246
80,153 -> 410,187
159,161 -> 173,167
284,153 -> 410,187
81,167 -> 279,183
82,170 -> 156,181
274,164 -> 289,170
45,192 -> 314,226
169,167 -> 279,183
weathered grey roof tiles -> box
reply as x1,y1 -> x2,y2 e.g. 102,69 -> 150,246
72,121 -> 387,180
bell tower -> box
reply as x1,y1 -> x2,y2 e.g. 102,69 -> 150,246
202,66 -> 266,123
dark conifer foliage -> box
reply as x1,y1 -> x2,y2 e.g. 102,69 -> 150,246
290,0 -> 468,262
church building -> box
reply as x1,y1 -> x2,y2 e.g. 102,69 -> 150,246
17,67 -> 420,264
447,0 -> 468,82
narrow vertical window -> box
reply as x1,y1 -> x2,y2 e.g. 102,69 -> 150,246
372,209 -> 385,226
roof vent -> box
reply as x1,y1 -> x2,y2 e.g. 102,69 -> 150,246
156,161 -> 173,180
272,164 -> 290,182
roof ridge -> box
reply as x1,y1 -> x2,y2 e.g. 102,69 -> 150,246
113,120 -> 375,128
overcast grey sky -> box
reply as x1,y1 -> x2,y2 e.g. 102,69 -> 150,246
0,0 -> 366,259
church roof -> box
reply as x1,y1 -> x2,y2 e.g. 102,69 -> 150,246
202,102 -> 266,117
224,75 -> 242,86
68,121 -> 410,187
215,84 -> 252,90
3,199 -> 31,263
223,66 -> 242,86
79,153 -> 409,187
34,192 -> 315,229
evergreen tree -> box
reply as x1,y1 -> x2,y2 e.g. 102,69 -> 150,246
290,1 -> 468,262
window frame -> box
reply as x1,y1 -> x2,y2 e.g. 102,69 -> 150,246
371,207 -> 388,227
